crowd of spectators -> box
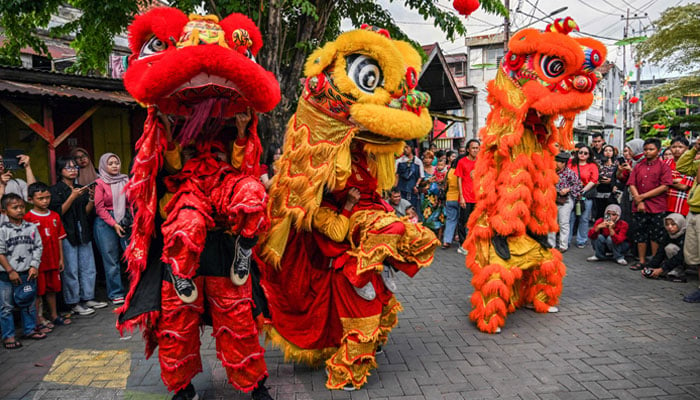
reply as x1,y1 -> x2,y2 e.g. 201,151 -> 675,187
0,148 -> 131,349
391,133 -> 700,305
2,132 -> 700,349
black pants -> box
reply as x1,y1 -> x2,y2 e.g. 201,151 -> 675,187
457,203 -> 475,246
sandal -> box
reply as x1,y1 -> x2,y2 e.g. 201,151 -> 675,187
39,319 -> 55,329
629,262 -> 645,271
24,329 -> 47,340
3,339 -> 22,349
36,324 -> 53,334
52,316 -> 72,326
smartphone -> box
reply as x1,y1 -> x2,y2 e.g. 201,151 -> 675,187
604,214 -> 611,222
86,181 -> 98,189
2,149 -> 23,170
617,156 -> 627,165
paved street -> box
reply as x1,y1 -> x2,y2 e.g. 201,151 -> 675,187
1,246 -> 698,400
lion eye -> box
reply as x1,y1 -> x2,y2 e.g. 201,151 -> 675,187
139,35 -> 167,58
346,54 -> 383,94
245,49 -> 256,64
540,55 -> 565,79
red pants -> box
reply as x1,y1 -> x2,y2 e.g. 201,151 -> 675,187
157,276 -> 267,393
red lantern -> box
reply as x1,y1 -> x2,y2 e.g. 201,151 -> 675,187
685,131 -> 691,136
659,124 -> 666,129
629,96 -> 639,104
658,96 -> 668,103
454,0 -> 480,16
653,124 -> 661,129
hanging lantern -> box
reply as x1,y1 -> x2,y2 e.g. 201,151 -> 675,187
685,131 -> 691,136
629,96 -> 639,104
658,96 -> 668,103
454,0 -> 480,16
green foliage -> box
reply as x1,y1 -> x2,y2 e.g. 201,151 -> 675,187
637,4 -> 700,74
638,96 -> 692,139
0,0 -> 507,76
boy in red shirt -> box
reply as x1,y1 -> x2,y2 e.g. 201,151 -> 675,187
24,182 -> 71,328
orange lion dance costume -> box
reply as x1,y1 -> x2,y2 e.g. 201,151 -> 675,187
258,26 -> 440,390
466,18 -> 606,334
115,7 -> 280,400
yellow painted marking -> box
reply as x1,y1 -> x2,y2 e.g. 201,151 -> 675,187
43,348 -> 130,389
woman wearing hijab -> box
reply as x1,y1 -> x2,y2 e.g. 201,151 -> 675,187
93,153 -> 129,305
586,204 -> 629,265
642,213 -> 687,282
70,147 -> 99,187
616,139 -> 645,242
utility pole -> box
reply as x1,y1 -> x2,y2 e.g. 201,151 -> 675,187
621,9 -> 629,140
504,0 -> 510,52
619,11 -> 648,139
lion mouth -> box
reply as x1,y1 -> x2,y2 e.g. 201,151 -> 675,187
169,73 -> 245,105
355,130 -> 404,144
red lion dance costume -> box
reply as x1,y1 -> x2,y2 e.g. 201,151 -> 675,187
466,18 -> 606,333
116,7 -> 279,400
258,26 -> 440,391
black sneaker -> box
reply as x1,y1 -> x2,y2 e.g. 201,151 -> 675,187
231,237 -> 252,286
251,383 -> 273,400
173,383 -> 199,400
170,271 -> 198,304
375,345 -> 383,355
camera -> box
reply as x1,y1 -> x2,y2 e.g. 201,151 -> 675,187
642,267 -> 654,278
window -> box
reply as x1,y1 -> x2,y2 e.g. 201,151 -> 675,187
486,47 -> 504,66
451,62 -> 465,77
469,48 -> 483,68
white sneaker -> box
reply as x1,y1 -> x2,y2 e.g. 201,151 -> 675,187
84,300 -> 108,309
457,247 -> 467,255
111,297 -> 125,305
353,282 -> 376,301
547,306 -> 559,313
586,256 -> 599,262
72,304 -> 96,316
495,327 -> 501,334
616,258 -> 627,266
381,265 -> 397,293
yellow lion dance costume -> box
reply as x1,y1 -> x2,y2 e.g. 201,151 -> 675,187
467,18 -> 606,333
257,25 -> 439,390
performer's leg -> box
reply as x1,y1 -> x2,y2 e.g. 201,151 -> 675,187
468,257 -> 518,333
325,271 -> 383,391
157,276 -> 205,393
523,250 -> 566,312
205,277 -> 268,393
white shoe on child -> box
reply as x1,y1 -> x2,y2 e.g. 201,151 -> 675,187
71,304 -> 96,316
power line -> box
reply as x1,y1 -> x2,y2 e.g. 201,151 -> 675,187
574,0 -> 620,16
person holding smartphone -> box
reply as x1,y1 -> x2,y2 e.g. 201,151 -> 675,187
49,157 -> 106,316
0,151 -> 36,203
586,204 -> 629,265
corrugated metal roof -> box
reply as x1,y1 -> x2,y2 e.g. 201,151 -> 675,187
0,78 -> 135,105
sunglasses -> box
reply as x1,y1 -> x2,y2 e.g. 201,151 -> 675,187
578,151 -> 589,155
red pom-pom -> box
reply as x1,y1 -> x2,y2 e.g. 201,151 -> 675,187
629,96 -> 639,104
454,0 -> 480,16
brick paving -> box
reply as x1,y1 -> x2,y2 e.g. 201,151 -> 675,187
0,245 -> 698,399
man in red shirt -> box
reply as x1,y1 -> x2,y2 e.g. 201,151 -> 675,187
454,139 -> 480,254
628,138 -> 673,269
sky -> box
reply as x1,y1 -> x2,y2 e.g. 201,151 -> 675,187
341,0 -> 694,80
